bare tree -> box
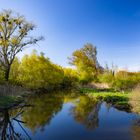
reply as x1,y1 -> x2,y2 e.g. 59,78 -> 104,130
0,10 -> 43,81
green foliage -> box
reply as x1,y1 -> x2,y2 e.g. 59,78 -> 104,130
0,9 -> 42,81
99,69 -> 140,91
79,87 -> 130,111
62,68 -> 79,88
79,87 -> 116,93
98,71 -> 114,86
2,50 -> 81,90
69,43 -> 102,84
17,51 -> 64,89
9,57 -> 20,84
112,71 -> 140,91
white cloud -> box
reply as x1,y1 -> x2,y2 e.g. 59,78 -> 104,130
118,65 -> 140,72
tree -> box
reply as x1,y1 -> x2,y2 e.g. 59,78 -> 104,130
18,50 -> 64,89
62,68 -> 79,87
9,57 -> 20,83
69,43 -> 102,83
0,10 -> 43,81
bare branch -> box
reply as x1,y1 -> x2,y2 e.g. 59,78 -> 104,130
0,9 -> 43,80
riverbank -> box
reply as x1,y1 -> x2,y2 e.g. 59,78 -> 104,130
0,96 -> 24,110
0,85 -> 132,112
79,87 -> 131,111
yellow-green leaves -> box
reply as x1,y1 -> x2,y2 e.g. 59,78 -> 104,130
10,36 -> 20,46
16,51 -> 64,89
0,9 -> 42,81
69,43 -> 102,84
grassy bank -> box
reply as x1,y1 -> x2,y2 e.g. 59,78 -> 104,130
79,87 -> 131,111
0,96 -> 23,109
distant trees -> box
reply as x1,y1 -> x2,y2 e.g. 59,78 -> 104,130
0,10 -> 43,81
69,43 -> 103,84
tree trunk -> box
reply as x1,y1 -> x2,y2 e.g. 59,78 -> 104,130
5,65 -> 10,81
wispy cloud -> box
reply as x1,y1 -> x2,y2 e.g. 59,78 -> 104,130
118,65 -> 140,72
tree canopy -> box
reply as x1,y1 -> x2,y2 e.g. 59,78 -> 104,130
69,43 -> 102,83
0,10 -> 43,80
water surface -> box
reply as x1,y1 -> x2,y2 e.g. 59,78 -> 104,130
0,92 -> 140,140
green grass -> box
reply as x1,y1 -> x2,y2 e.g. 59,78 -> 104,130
0,96 -> 23,108
79,87 -> 131,111
79,87 -> 117,93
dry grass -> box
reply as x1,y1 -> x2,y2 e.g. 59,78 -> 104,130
0,83 -> 26,96
129,85 -> 140,114
82,83 -> 110,89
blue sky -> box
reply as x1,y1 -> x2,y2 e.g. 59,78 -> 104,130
0,0 -> 140,71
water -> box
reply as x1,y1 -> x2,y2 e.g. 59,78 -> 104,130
0,92 -> 140,140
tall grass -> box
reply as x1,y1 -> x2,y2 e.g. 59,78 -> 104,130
0,83 -> 26,96
129,85 -> 140,114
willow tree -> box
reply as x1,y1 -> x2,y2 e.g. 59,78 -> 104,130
0,10 -> 43,81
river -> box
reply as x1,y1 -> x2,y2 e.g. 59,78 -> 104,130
0,91 -> 140,140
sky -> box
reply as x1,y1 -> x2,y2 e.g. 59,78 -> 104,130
0,0 -> 140,71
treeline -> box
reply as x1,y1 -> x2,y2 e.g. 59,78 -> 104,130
0,50 -> 78,90
0,44 -> 139,92
0,10 -> 139,92
0,43 -> 103,90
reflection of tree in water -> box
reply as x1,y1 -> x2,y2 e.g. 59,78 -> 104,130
21,93 -> 64,133
0,105 -> 31,140
71,96 -> 101,130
